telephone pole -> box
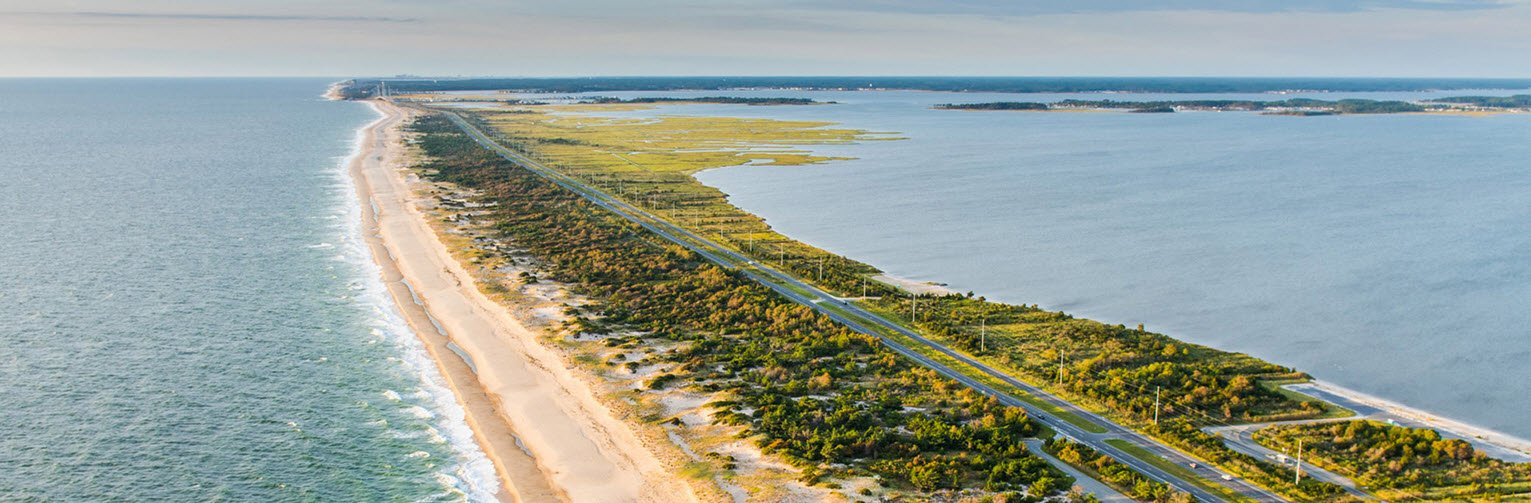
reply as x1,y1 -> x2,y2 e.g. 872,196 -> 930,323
979,314 -> 986,353
1292,440 -> 1304,483
1154,386 -> 1161,425
1057,352 -> 1065,385
817,257 -> 823,281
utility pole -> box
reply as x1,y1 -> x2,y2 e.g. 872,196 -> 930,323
817,257 -> 823,281
910,293 -> 916,323
1295,439 -> 1303,484
980,314 -> 986,353
1154,386 -> 1161,425
861,276 -> 867,298
1057,352 -> 1065,385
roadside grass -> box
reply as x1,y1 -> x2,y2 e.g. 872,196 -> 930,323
813,301 -> 1110,434
1106,439 -> 1256,503
443,104 -> 1349,501
1258,379 -> 1356,420
467,104 -> 899,298
1032,438 -> 1168,502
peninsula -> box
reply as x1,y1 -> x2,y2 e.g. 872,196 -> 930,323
934,96 -> 1531,115
336,80 -> 1531,502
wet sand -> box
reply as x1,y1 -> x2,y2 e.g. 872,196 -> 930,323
348,99 -> 700,502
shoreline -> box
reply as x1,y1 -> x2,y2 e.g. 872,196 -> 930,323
347,99 -> 700,502
847,223 -> 1531,464
373,91 -> 1530,500
488,91 -> 1531,465
1295,380 -> 1531,462
670,115 -> 1531,466
347,102 -> 550,503
661,111 -> 1531,464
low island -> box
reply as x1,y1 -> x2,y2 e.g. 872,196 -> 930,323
334,78 -> 1531,503
935,95 -> 1531,115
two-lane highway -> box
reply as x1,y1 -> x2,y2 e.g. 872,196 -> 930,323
432,105 -> 1290,502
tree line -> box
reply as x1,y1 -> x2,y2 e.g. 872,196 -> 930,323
1256,420 -> 1531,501
409,113 -> 1081,499
936,99 -> 1426,114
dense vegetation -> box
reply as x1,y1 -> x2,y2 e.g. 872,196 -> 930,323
408,114 -> 1079,498
1154,419 -> 1352,501
1044,439 -> 1185,502
1426,94 -> 1531,108
936,102 -> 1049,111
1255,421 -> 1531,501
341,77 -> 1531,97
937,98 -> 1426,114
861,293 -> 1315,424
449,102 -> 1361,501
858,292 -> 1360,500
470,105 -> 902,300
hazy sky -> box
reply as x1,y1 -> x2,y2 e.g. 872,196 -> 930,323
2,0 -> 1529,77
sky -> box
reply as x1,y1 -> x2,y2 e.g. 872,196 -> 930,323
2,0 -> 1529,77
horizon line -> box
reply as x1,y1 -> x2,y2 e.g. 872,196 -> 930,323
5,74 -> 1531,80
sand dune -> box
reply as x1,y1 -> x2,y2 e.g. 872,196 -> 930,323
349,99 -> 701,502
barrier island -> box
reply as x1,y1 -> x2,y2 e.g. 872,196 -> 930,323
936,96 -> 1531,115
344,81 -> 1531,502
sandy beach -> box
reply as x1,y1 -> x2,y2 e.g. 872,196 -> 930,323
345,92 -> 1531,503
1294,380 -> 1531,463
347,99 -> 701,502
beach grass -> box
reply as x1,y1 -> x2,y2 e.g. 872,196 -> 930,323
1105,439 -> 1255,503
435,101 -> 1359,501
1258,379 -> 1356,420
466,103 -> 903,298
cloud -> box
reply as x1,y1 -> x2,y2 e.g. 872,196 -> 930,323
16,11 -> 418,23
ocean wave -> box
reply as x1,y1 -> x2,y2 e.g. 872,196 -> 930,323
331,103 -> 500,501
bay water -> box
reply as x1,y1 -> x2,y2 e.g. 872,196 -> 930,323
515,88 -> 1531,440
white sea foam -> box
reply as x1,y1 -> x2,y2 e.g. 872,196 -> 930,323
331,103 -> 501,501
405,405 -> 435,420
382,389 -> 403,401
390,429 -> 425,441
424,426 -> 447,445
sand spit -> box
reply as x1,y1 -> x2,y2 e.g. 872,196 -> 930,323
350,99 -> 702,502
1296,380 -> 1531,463
871,273 -> 957,296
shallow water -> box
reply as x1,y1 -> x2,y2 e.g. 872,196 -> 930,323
0,79 -> 496,500
519,88 -> 1531,439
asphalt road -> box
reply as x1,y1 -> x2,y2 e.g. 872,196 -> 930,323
1205,423 -> 1369,500
434,106 -> 1290,503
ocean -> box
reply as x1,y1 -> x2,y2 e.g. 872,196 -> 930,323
504,88 -> 1531,440
0,79 -> 496,501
